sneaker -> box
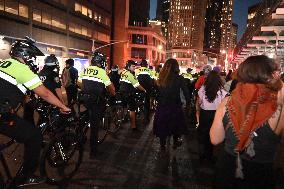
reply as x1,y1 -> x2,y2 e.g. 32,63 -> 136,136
16,175 -> 45,187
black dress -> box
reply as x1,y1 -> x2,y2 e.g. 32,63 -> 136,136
153,74 -> 190,139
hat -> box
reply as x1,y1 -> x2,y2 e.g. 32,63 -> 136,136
213,66 -> 221,73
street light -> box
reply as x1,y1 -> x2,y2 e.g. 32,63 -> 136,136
157,45 -> 163,51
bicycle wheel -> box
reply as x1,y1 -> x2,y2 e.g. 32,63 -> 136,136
40,132 -> 84,185
108,106 -> 124,134
97,112 -> 110,144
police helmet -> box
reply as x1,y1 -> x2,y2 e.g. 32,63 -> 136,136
186,68 -> 193,73
10,36 -> 44,73
91,52 -> 107,68
125,60 -> 136,70
140,59 -> 148,67
44,54 -> 59,66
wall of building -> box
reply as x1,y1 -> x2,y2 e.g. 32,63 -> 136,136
0,0 -> 112,70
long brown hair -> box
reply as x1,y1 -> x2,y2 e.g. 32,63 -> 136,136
204,71 -> 224,102
157,58 -> 180,88
237,55 -> 282,91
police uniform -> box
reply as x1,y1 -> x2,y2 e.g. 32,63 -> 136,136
39,67 -> 61,96
0,58 -> 43,177
80,65 -> 111,153
150,70 -> 159,80
181,72 -> 194,106
135,67 -> 153,121
119,69 -> 140,111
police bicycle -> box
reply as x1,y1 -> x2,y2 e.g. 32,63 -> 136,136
134,91 -> 146,121
0,100 -> 86,188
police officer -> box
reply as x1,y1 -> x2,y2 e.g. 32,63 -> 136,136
80,52 -> 115,158
39,54 -> 64,103
181,68 -> 194,99
135,59 -> 153,123
0,37 -> 70,186
119,60 -> 146,131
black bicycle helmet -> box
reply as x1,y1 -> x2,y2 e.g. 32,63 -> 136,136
10,36 -> 44,73
125,60 -> 136,70
91,52 -> 107,68
44,54 -> 59,66
140,59 -> 148,67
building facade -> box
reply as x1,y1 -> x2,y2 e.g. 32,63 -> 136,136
0,0 -> 112,72
112,0 -> 166,69
203,0 -> 223,55
220,0 -> 234,52
167,0 -> 206,68
127,26 -> 166,67
230,23 -> 238,50
247,3 -> 260,28
156,0 -> 170,42
128,0 -> 150,27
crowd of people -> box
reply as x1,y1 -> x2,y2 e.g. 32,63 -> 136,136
0,37 -> 283,189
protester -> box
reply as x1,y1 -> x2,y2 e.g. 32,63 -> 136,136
153,58 -> 190,150
210,55 -> 284,189
62,59 -> 78,106
196,71 -> 227,162
195,65 -> 212,90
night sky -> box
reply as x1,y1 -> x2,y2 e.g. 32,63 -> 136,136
150,0 -> 262,41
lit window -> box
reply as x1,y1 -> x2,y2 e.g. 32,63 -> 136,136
33,9 -> 41,22
87,9 -> 92,18
82,26 -> 87,36
94,12 -> 98,20
52,17 -> 66,29
5,0 -> 18,15
75,3 -> 81,12
19,4 -> 28,18
81,5 -> 87,16
42,12 -> 52,25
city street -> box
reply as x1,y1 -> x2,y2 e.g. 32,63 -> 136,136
2,115 -> 281,189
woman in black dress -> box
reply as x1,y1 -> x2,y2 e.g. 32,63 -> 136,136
153,59 -> 190,150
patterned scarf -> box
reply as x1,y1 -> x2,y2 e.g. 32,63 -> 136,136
227,83 -> 278,152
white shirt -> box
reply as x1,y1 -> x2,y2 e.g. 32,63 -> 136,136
198,85 -> 227,110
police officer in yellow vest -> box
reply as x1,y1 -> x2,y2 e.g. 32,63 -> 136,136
0,37 -> 70,186
181,67 -> 194,103
80,52 -> 115,158
119,60 -> 146,131
135,60 -> 153,123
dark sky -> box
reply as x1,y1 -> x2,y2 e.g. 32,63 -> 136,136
150,0 -> 262,41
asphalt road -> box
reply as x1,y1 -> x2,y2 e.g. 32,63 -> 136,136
1,115 -> 284,189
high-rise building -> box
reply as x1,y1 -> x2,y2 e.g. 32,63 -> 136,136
247,3 -> 260,28
203,0 -> 223,55
230,23 -> 238,50
156,0 -> 170,39
167,0 -> 206,67
220,0 -> 234,52
128,0 -> 150,27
